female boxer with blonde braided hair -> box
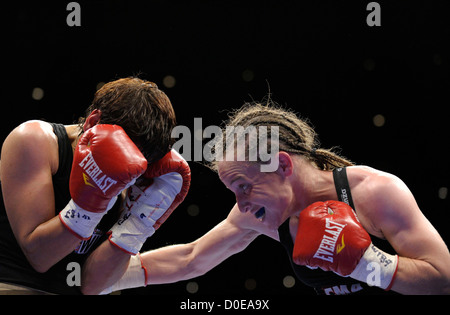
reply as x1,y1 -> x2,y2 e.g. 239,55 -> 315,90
98,100 -> 450,295
211,101 -> 354,172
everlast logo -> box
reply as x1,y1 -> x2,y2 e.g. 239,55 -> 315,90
79,152 -> 117,194
313,218 -> 346,263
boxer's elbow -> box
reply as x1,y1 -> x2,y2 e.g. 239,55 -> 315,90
21,244 -> 52,274
437,268 -> 450,295
149,242 -> 208,283
429,273 -> 450,295
183,242 -> 209,279
442,281 -> 450,295
419,261 -> 450,294
184,240 -> 241,280
28,261 -> 50,274
429,259 -> 450,294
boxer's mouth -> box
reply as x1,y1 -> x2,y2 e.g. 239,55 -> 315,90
254,207 -> 265,220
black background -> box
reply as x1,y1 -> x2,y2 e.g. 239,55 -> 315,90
4,0 -> 450,298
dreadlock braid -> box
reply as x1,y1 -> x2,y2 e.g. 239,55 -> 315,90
209,100 -> 353,172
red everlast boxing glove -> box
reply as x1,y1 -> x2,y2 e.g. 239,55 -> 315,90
293,201 -> 398,290
108,149 -> 191,254
59,124 -> 147,240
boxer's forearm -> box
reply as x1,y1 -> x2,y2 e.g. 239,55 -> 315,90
80,240 -> 131,295
144,219 -> 259,284
21,216 -> 82,273
390,256 -> 450,295
88,219 -> 259,293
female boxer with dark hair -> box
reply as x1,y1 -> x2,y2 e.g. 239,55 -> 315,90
0,77 -> 189,294
101,101 -> 449,295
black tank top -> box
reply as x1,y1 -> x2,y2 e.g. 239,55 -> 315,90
278,167 -> 399,295
0,123 -> 119,294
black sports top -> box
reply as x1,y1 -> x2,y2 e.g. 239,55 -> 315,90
0,123 -> 119,294
278,167 -> 399,295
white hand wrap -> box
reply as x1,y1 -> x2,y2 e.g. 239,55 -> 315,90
108,172 -> 183,255
59,199 -> 114,240
349,243 -> 399,290
59,178 -> 136,240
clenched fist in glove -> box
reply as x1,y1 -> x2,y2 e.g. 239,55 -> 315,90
108,149 -> 191,255
59,124 -> 147,240
293,201 -> 398,290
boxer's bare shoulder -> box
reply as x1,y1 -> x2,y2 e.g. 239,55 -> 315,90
344,166 -> 414,238
1,120 -> 59,179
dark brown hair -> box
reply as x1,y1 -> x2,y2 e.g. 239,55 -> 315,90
78,77 -> 176,164
210,100 -> 353,172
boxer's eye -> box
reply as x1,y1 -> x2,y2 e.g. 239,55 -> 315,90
239,184 -> 250,195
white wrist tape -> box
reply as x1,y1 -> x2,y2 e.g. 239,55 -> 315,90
59,199 -> 111,240
108,213 -> 156,255
108,173 -> 183,255
350,243 -> 399,290
100,254 -> 147,295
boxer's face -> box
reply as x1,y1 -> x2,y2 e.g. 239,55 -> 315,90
218,160 -> 294,229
